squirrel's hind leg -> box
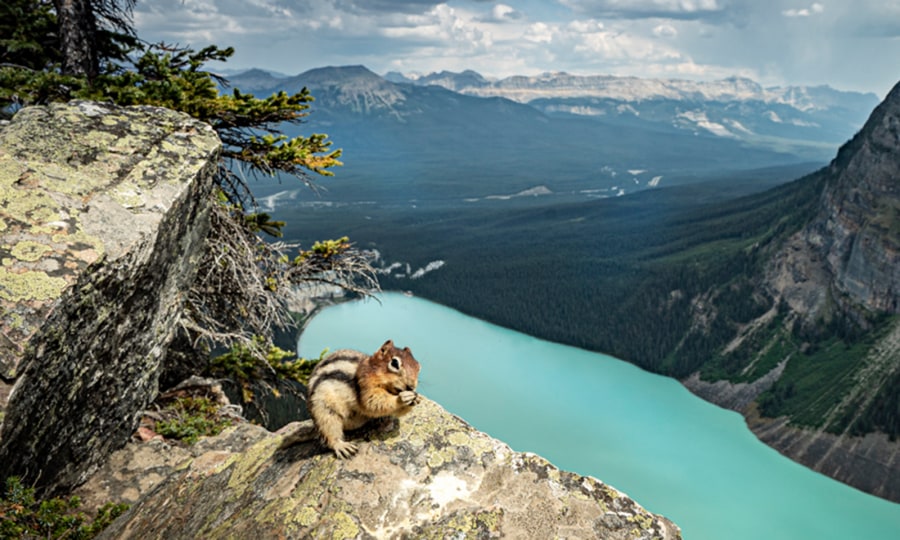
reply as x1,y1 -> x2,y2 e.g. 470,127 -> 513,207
313,409 -> 358,459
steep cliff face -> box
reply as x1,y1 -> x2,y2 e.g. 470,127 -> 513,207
769,81 -> 900,318
0,101 -> 220,496
92,399 -> 680,539
686,82 -> 900,502
818,83 -> 900,313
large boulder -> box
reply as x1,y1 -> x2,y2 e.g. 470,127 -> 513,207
97,398 -> 681,539
0,100 -> 220,496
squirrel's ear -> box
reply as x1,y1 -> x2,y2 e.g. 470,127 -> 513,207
404,347 -> 411,353
381,340 -> 394,351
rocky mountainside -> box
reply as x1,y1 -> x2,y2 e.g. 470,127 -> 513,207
765,81 -> 900,319
280,65 -> 409,117
686,81 -> 900,501
802,83 -> 900,312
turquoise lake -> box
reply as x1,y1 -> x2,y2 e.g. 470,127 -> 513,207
297,292 -> 900,539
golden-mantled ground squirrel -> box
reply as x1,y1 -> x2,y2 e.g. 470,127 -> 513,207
279,340 -> 421,458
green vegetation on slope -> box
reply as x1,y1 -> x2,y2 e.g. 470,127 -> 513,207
154,396 -> 232,445
759,314 -> 899,436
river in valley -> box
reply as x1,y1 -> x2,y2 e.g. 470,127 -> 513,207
297,292 -> 900,539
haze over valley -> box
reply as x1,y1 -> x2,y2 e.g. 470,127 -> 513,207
237,65 -> 876,207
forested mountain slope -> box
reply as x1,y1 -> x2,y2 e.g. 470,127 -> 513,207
676,81 -> 900,502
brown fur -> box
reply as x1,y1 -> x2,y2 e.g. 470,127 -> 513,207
304,340 -> 421,458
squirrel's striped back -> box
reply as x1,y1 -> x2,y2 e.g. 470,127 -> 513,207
307,349 -> 365,402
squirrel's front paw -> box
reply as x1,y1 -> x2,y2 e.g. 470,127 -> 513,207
399,390 -> 420,407
332,440 -> 358,459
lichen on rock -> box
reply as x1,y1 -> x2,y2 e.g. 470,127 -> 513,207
96,398 -> 681,539
0,100 -> 220,497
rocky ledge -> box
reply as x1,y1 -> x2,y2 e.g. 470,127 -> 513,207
92,398 -> 680,539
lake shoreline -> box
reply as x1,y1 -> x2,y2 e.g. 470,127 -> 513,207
298,292 -> 900,540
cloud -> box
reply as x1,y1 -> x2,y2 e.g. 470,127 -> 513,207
524,22 -> 554,43
560,0 -> 729,20
782,2 -> 824,17
334,0 -> 446,14
483,3 -> 524,22
131,0 -> 899,95
653,23 -> 678,38
380,4 -> 492,51
512,17 -> 706,78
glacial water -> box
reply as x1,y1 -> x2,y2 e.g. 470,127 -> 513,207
297,292 -> 900,539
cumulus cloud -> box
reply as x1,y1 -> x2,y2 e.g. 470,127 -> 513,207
782,2 -> 825,17
524,22 -> 554,43
381,4 -> 493,51
484,4 -> 524,22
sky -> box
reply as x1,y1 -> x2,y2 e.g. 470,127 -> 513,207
133,0 -> 900,97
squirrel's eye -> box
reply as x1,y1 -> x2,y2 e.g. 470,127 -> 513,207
389,357 -> 402,372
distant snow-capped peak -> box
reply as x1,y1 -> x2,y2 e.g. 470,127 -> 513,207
391,70 -> 869,113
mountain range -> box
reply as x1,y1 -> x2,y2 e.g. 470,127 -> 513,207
226,66 -> 879,206
229,66 -> 877,165
387,69 -> 877,145
388,69 -> 872,111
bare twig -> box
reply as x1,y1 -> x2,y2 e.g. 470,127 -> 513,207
181,196 -> 379,356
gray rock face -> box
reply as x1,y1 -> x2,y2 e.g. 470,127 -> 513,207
768,81 -> 900,319
0,100 -> 220,496
816,82 -> 900,313
96,398 -> 681,539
